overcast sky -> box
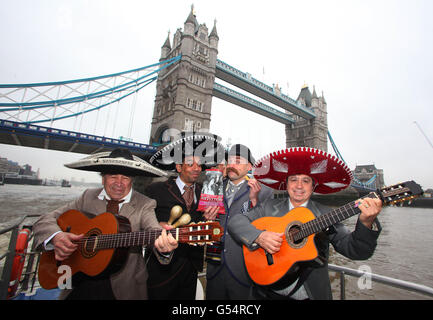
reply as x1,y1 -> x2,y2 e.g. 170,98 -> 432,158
1,0 -> 432,190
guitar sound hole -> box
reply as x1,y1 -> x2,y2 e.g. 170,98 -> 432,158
288,225 -> 302,245
285,221 -> 307,249
85,235 -> 98,251
81,229 -> 101,258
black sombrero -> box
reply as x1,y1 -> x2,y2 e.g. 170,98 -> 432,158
64,148 -> 168,177
149,132 -> 226,171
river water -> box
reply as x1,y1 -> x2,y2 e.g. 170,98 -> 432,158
1,184 -> 432,299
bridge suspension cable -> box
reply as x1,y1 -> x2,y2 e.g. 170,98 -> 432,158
327,130 -> 377,189
327,130 -> 346,163
0,55 -> 181,125
414,121 -> 433,149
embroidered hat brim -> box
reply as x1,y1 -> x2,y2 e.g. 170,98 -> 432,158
64,150 -> 168,177
253,147 -> 353,194
149,132 -> 226,171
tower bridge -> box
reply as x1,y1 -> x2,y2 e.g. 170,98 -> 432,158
212,83 -> 294,125
0,6 -> 377,191
215,59 -> 315,119
149,7 -> 327,152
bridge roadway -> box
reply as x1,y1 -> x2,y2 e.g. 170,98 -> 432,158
215,59 -> 316,120
0,119 -> 158,160
212,82 -> 294,124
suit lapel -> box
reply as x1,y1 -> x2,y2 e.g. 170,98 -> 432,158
225,180 -> 249,208
192,184 -> 201,211
272,198 -> 290,217
307,200 -> 321,218
119,190 -> 138,220
166,178 -> 186,206
87,188 -> 107,215
165,177 -> 202,210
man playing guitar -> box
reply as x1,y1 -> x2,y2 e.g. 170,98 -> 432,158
228,147 -> 382,300
33,148 -> 178,300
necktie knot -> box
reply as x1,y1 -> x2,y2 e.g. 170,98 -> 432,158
106,199 -> 124,215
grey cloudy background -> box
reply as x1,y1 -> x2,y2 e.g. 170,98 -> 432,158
0,0 -> 432,189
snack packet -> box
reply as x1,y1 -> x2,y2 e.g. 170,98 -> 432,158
198,168 -> 225,214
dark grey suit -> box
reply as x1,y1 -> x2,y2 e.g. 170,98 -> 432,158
228,197 -> 381,300
206,179 -> 273,299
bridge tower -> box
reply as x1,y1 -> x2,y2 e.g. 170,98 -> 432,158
285,85 -> 328,151
149,6 -> 219,144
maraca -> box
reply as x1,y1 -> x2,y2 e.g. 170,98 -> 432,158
172,213 -> 191,228
168,205 -> 183,225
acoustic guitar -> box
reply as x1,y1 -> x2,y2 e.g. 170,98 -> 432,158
243,180 -> 423,286
38,209 -> 223,289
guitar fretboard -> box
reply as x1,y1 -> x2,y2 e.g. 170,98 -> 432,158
75,229 -> 166,251
75,223 -> 218,251
293,192 -> 379,242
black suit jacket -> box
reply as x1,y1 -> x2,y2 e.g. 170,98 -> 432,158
144,177 -> 205,287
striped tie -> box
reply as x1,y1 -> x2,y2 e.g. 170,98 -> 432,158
106,199 -> 124,215
183,184 -> 194,211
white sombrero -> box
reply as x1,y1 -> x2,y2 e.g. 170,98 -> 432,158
253,147 -> 353,194
64,148 -> 168,177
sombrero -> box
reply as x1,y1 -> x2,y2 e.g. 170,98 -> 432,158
149,132 -> 226,171
253,147 -> 353,194
64,148 -> 168,177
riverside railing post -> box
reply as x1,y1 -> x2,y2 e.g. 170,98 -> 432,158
340,271 -> 346,300
0,226 -> 19,300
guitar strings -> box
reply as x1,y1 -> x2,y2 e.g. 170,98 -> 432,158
293,192 -> 378,241
73,224 -> 217,250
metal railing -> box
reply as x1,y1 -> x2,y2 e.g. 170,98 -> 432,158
0,214 -> 41,300
199,264 -> 433,299
2,215 -> 433,300
328,263 -> 433,299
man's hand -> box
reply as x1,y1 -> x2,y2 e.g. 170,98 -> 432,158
154,224 -> 178,253
356,197 -> 382,229
52,232 -> 84,261
248,178 -> 262,207
254,231 -> 284,254
203,205 -> 219,221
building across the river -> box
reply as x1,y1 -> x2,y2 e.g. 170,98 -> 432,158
352,164 -> 385,189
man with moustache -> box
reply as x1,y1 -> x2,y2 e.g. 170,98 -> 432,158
146,132 -> 225,299
206,144 -> 273,300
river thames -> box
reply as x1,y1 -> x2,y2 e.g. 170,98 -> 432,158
1,184 -> 432,299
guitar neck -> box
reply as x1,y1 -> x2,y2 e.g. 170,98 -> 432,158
294,192 -> 379,241
78,221 -> 222,250
81,229 -> 174,251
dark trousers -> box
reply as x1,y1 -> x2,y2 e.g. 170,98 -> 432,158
252,286 -> 310,300
206,264 -> 253,300
66,277 -> 116,300
148,260 -> 198,300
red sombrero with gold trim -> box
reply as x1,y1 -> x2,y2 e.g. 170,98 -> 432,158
253,147 -> 353,194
